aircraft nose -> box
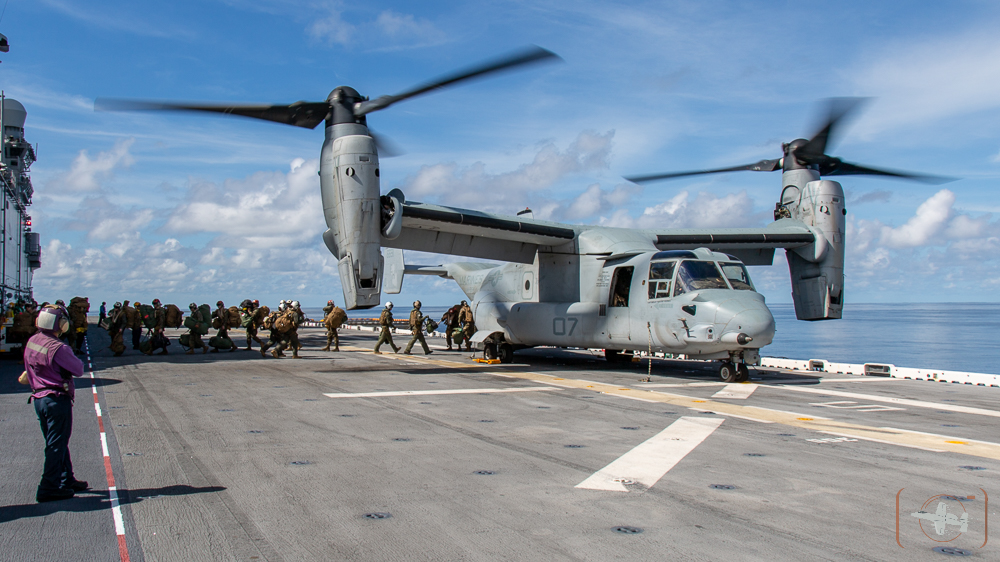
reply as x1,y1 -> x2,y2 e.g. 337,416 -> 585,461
722,299 -> 775,347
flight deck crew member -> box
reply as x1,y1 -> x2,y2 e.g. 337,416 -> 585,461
404,300 -> 433,355
24,305 -> 88,502
373,302 -> 400,354
441,305 -> 460,351
98,301 -> 107,327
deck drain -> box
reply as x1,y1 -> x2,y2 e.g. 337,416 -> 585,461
364,512 -> 391,519
621,426 -> 639,430
393,438 -> 411,442
537,406 -> 550,409
958,466 -> 987,471
303,399 -> 318,401
110,406 -> 123,409
419,402 -> 432,404
340,414 -> 355,417
248,430 -> 263,434
613,526 -> 643,534
744,453 -> 766,457
941,424 -> 960,427
474,470 -> 496,475
480,419 -> 495,423
662,412 -> 677,415
289,461 -> 311,466
613,478 -> 634,484
185,383 -> 196,386
116,424 -> 130,427
273,386 -> 285,388
124,452 -> 142,456
777,433 -> 795,437
710,484 -> 735,490
564,444 -> 585,448
219,409 -> 234,412
933,547 -> 972,556
200,394 -> 213,397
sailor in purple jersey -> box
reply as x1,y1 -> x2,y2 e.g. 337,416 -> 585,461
23,305 -> 88,503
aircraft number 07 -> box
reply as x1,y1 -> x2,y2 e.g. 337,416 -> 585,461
553,317 -> 578,336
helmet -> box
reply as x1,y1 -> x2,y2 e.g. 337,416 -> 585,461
189,303 -> 197,309
253,300 -> 259,305
327,300 -> 333,305
278,303 -> 288,311
37,305 -> 70,334
55,299 -> 65,306
217,301 -> 224,307
385,301 -> 393,309
461,300 -> 468,306
413,300 -> 421,309
114,302 -> 122,308
292,301 -> 300,308
152,298 -> 161,306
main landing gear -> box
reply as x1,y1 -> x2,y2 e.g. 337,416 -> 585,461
719,362 -> 750,383
484,342 -> 515,364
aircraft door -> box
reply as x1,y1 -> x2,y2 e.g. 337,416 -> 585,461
607,266 -> 632,341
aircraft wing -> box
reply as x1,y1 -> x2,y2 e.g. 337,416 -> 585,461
650,220 -> 817,266
382,201 -> 577,264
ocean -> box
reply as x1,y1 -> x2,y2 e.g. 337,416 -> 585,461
305,302 -> 1000,375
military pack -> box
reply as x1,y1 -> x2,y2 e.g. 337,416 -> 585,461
139,304 -> 155,330
227,306 -> 241,328
274,311 -> 295,333
324,307 -> 347,330
164,304 -> 183,328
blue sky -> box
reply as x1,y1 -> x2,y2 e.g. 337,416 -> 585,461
6,0 -> 1000,308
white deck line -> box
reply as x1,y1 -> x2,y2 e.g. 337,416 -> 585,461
575,416 -> 724,492
323,387 -> 557,398
770,385 -> 1000,418
712,384 -> 758,400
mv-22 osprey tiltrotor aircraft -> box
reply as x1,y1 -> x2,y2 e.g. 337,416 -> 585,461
98,52 -> 944,382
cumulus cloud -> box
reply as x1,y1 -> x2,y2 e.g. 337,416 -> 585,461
56,138 -> 135,192
308,7 -> 355,45
375,10 -> 445,44
879,189 -> 954,248
400,131 -> 614,208
601,190 -> 763,230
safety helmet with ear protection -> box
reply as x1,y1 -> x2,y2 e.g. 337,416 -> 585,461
36,305 -> 70,335
385,302 -> 393,309
413,300 -> 421,309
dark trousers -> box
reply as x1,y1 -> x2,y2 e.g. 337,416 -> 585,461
34,394 -> 75,492
131,327 -> 142,349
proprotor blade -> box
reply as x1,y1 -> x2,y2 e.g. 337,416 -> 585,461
354,45 -> 561,117
822,160 -> 953,184
95,98 -> 330,129
625,158 -> 781,184
798,98 -> 868,162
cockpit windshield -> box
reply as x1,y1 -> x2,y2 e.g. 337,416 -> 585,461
720,262 -> 755,291
647,261 -> 675,300
673,260 -> 728,296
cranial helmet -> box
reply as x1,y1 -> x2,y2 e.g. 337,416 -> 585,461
292,301 -> 300,308
114,302 -> 122,308
413,300 -> 421,309
37,305 -> 70,334
461,300 -> 468,306
385,302 -> 393,309
152,299 -> 161,306
189,303 -> 197,309
217,301 -> 224,307
253,300 -> 259,305
278,303 -> 288,311
327,300 -> 333,305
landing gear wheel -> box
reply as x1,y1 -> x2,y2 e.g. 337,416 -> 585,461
735,363 -> 750,382
498,343 -> 514,364
484,343 -> 498,360
719,362 -> 738,383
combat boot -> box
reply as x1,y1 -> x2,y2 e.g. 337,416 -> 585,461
320,345 -> 330,351
271,349 -> 280,359
333,346 -> 340,352
186,349 -> 194,355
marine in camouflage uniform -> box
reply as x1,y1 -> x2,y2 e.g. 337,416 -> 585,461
320,300 -> 341,352
259,309 -> 284,358
404,301 -> 432,355
373,302 -> 399,354
455,300 -> 476,352
107,303 -> 127,357
211,301 -> 236,353
441,305 -> 460,351
243,299 -> 265,351
67,298 -> 89,355
127,301 -> 142,350
144,299 -> 169,355
185,303 -> 207,355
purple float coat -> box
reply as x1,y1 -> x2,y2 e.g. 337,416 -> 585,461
24,331 -> 85,401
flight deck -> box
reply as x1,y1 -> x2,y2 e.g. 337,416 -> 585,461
1,324 -> 996,561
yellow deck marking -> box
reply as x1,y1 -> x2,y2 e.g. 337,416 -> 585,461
340,346 -> 1000,461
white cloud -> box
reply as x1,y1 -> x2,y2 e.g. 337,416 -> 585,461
629,190 -> 762,230
401,131 -> 614,209
308,6 -> 355,45
375,10 -> 444,44
879,189 -> 954,248
56,138 -> 135,192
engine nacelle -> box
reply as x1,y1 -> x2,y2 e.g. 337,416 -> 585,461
781,177 -> 846,320
321,125 -> 383,309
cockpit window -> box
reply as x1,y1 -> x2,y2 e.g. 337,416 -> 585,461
647,261 -> 675,300
720,262 -> 755,291
674,260 -> 728,296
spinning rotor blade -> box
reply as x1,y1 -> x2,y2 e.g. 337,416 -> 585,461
95,98 -> 330,129
798,97 -> 868,162
822,160 -> 952,184
354,45 -> 561,117
369,129 -> 404,158
625,158 -> 781,184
